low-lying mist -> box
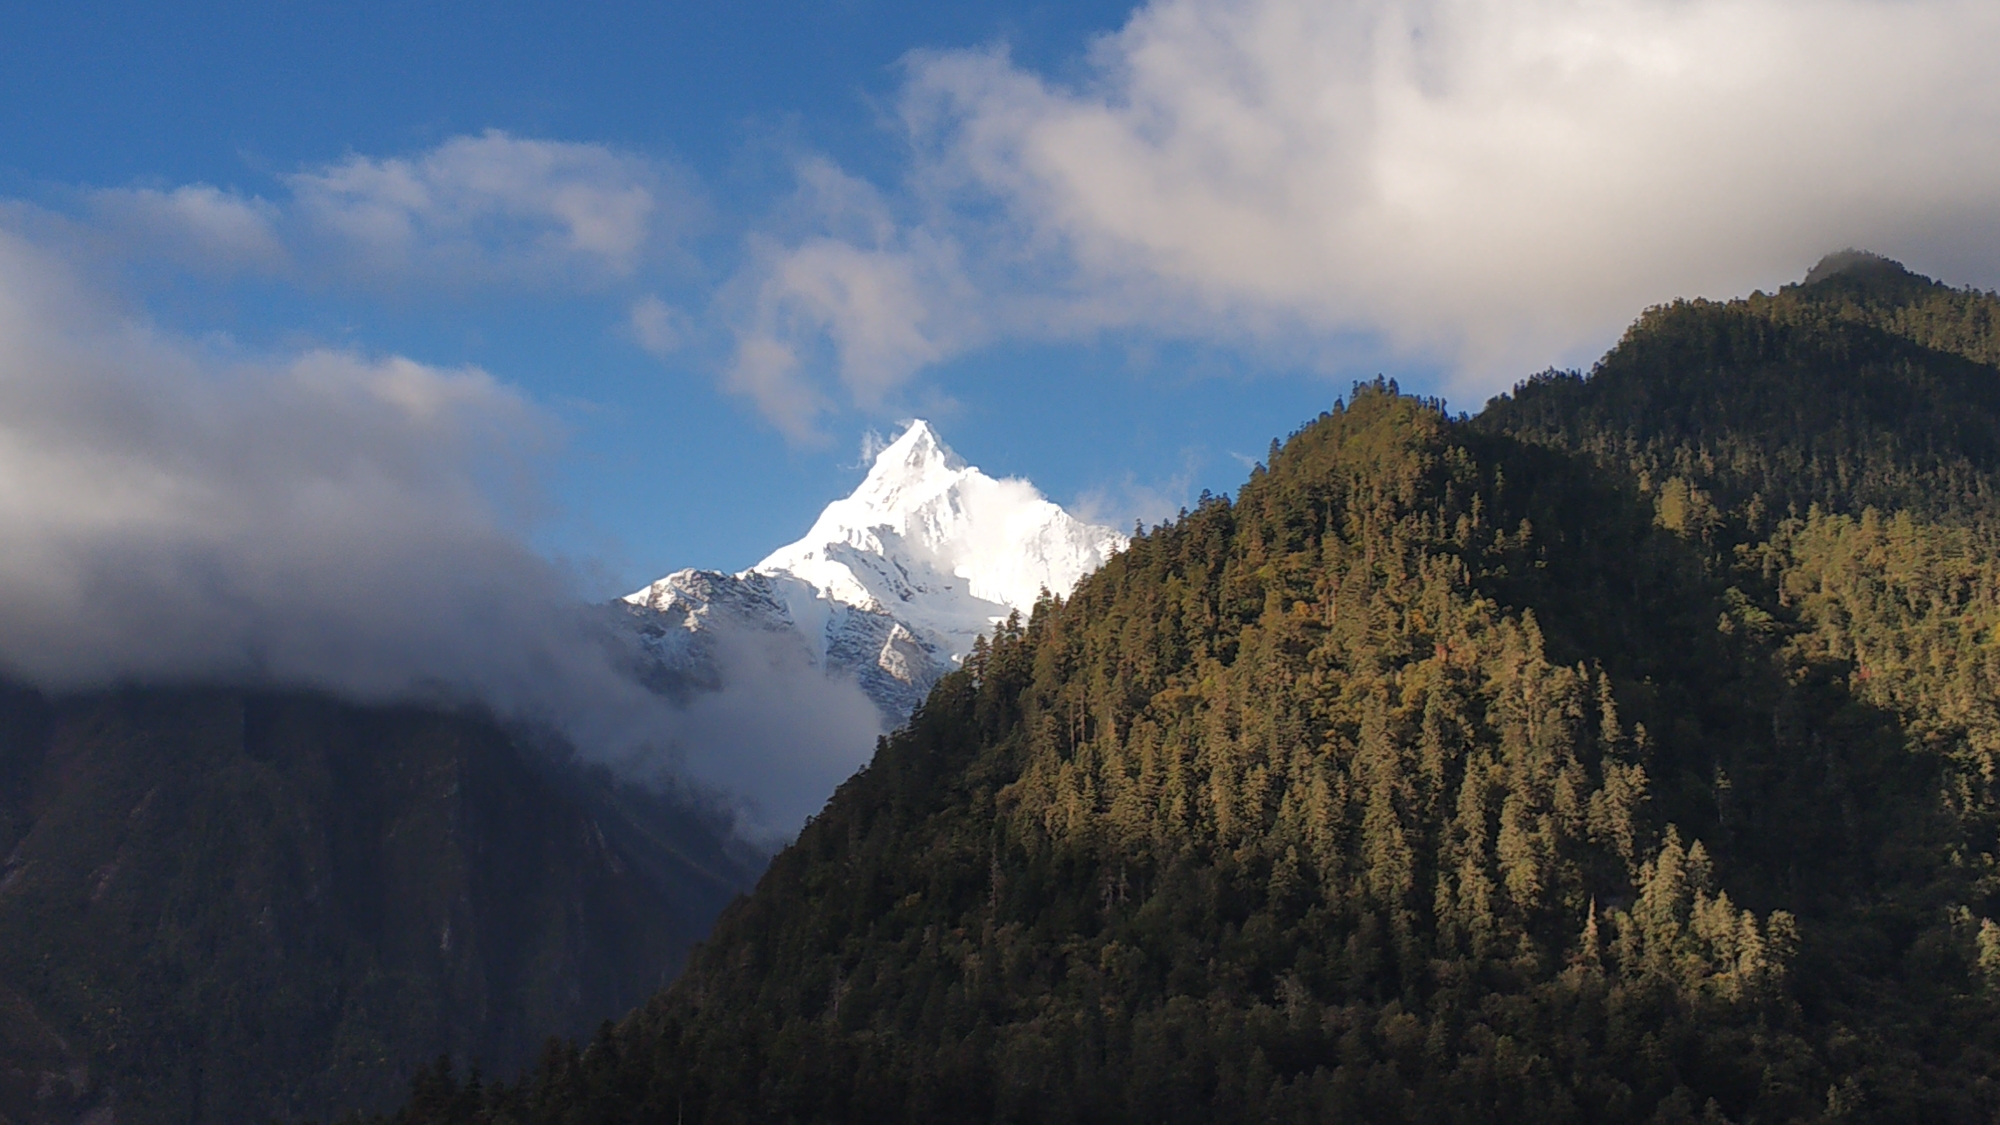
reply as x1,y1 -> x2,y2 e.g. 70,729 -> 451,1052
0,229 -> 882,843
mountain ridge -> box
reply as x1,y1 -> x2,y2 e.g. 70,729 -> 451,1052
369,254 -> 2000,1124
0,683 -> 762,1125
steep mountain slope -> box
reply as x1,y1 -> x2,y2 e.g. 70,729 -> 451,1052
624,421 -> 1126,721
0,684 -> 760,1125
371,258 -> 2000,1124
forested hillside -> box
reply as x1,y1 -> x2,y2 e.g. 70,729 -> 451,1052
0,686 -> 759,1125
367,254 -> 2000,1124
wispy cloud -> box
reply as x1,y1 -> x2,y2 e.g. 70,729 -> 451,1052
664,627 -> 886,844
722,162 -> 983,440
630,294 -> 693,356
1072,455 -> 1199,534
77,131 -> 697,290
89,184 -> 288,273
853,426 -> 892,468
286,130 -> 689,284
723,332 -> 831,443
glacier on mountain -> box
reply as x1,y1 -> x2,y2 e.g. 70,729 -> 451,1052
623,421 -> 1127,722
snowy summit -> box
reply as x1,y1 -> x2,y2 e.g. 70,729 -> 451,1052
624,421 -> 1127,719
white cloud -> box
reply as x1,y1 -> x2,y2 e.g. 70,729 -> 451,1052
630,294 -> 693,356
723,163 -> 982,438
62,132 -> 695,294
748,235 -> 962,393
725,332 -> 829,442
855,426 -> 892,467
88,184 -> 287,272
903,0 -> 2000,388
285,130 -> 682,284
721,0 -> 2000,423
0,227 -> 692,763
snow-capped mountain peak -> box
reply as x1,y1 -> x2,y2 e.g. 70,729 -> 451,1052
845,419 -> 966,512
624,420 -> 1126,720
756,421 -> 1119,622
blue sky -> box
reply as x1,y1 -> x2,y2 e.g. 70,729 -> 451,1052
2,0 -> 1363,584
4,0 -> 1998,592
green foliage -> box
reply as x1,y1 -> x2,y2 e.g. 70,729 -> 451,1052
363,258 -> 2000,1124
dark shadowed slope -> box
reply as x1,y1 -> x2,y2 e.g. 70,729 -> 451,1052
0,685 -> 760,1125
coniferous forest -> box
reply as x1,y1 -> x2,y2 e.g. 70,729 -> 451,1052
355,252 -> 2000,1123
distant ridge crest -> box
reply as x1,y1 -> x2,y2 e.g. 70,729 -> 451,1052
1803,248 -> 1916,286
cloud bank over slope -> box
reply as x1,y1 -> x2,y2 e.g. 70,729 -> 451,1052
0,231 -> 588,706
0,227 -> 883,839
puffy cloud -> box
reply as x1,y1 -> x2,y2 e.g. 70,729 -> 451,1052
722,0 -> 2000,424
728,236 -> 972,438
910,0 -> 2000,385
287,130 -> 680,283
